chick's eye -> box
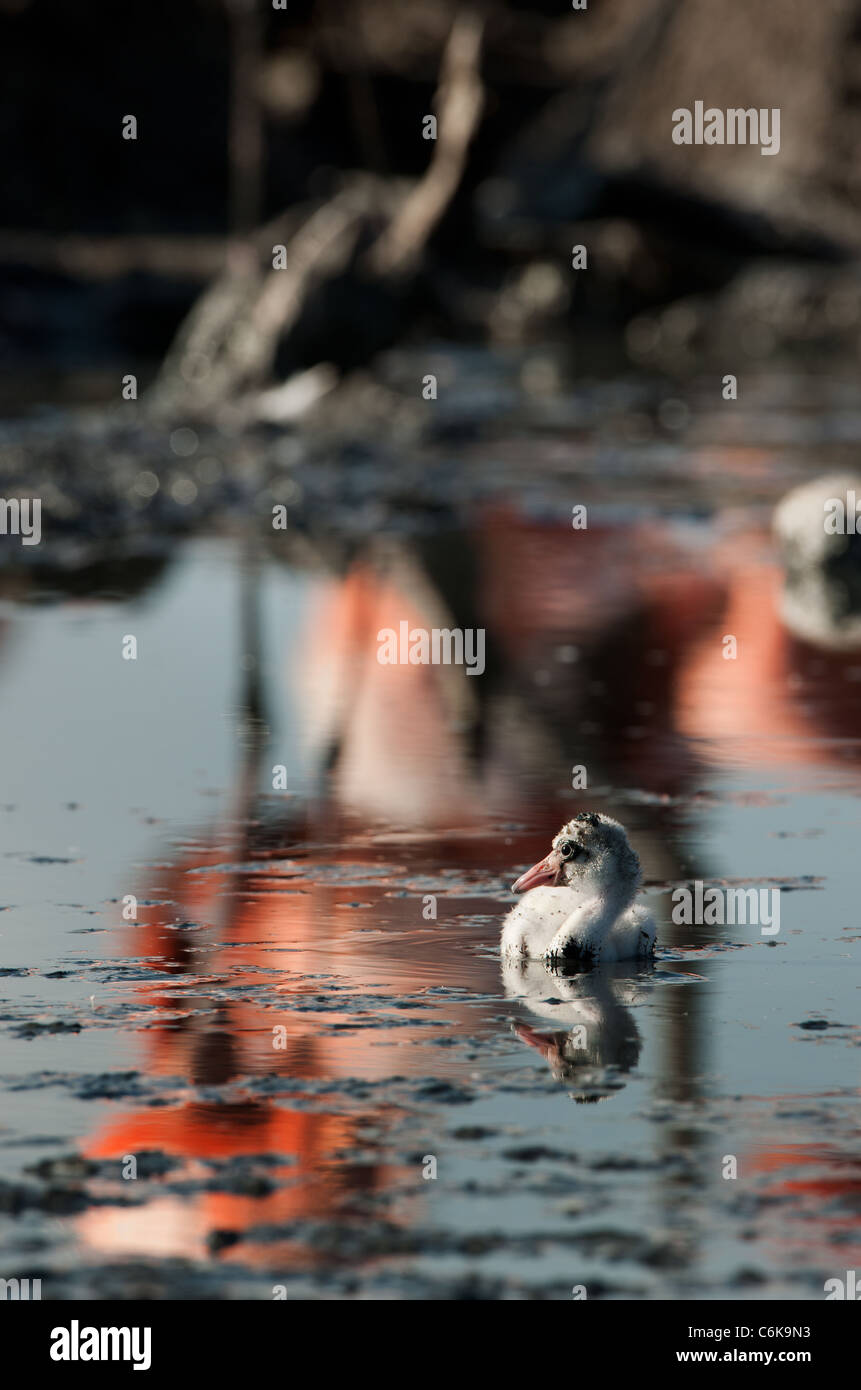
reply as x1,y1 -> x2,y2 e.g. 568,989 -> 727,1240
560,840 -> 588,862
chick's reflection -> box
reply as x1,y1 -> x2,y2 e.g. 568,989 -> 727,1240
502,956 -> 649,1102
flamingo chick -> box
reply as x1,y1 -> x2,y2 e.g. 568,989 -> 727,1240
501,812 -> 656,966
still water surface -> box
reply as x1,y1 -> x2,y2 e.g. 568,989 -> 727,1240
0,485 -> 859,1298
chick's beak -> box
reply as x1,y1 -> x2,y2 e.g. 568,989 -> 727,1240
512,850 -> 561,893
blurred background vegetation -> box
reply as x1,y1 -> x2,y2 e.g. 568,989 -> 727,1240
4,0 -> 861,417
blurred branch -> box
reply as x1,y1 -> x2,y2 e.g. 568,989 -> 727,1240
146,8 -> 486,418
367,8 -> 486,278
326,0 -> 390,173
226,0 -> 265,234
0,201 -> 312,280
146,178 -> 399,416
0,232 -> 230,280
